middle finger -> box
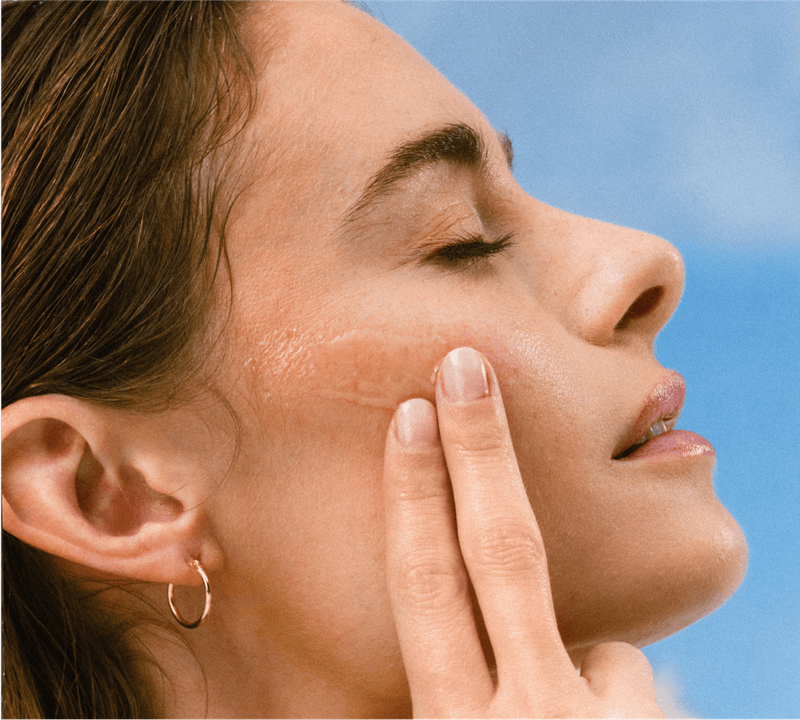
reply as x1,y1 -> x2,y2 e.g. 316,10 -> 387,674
435,347 -> 574,678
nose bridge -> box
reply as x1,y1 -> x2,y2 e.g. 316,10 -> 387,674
553,213 -> 685,346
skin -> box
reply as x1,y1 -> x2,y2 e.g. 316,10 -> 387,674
0,3 -> 748,717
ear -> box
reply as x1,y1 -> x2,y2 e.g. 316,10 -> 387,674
2,395 -> 224,586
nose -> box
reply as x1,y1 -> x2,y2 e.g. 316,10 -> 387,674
537,208 -> 685,347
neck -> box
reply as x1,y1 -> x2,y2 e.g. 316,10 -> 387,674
131,584 -> 412,718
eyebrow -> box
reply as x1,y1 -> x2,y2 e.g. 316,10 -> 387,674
343,123 -> 514,225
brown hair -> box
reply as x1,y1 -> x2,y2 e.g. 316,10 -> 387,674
2,1 -> 254,715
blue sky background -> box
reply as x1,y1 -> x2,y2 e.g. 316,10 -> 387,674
368,3 -> 800,718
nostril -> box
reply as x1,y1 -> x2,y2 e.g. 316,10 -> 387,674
615,286 -> 663,332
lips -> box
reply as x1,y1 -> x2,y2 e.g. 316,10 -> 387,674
612,371 -> 714,461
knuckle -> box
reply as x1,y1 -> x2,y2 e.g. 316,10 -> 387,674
392,554 -> 468,613
466,522 -> 545,575
449,421 -> 507,457
393,478 -> 451,505
448,435 -> 518,483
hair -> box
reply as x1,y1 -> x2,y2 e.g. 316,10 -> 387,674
1,1 -> 255,716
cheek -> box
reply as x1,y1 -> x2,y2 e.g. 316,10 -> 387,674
241,323 -> 448,413
478,324 -> 616,472
235,305 -> 598,476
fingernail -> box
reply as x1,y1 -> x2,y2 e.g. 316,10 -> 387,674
440,347 -> 489,403
396,399 -> 439,448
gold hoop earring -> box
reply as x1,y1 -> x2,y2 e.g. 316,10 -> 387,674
168,560 -> 211,629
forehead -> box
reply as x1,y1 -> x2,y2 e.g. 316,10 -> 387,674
235,2 -> 486,230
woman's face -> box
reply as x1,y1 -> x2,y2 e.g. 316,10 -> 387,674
201,1 -> 746,706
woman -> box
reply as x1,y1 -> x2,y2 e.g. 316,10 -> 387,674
2,2 -> 748,717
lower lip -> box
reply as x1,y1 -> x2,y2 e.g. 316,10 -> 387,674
619,430 -> 715,461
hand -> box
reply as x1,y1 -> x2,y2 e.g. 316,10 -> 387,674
383,347 -> 664,718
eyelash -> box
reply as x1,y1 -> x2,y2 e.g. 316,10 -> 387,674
426,232 -> 516,270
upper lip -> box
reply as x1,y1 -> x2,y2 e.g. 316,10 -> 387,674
612,371 -> 686,459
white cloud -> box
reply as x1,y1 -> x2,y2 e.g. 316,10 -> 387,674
598,28 -> 800,244
670,108 -> 800,242
653,664 -> 699,719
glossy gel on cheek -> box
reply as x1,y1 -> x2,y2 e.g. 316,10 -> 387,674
247,326 -> 448,411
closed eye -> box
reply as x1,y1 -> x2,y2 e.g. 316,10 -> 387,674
426,232 -> 515,270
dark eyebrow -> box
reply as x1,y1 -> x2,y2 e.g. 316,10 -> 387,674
343,123 -> 513,225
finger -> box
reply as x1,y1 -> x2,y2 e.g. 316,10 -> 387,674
383,397 -> 493,712
434,347 -> 574,678
580,642 -> 660,707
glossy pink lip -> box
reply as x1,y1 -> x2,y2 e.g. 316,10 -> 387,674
613,371 -> 687,459
620,429 -> 715,461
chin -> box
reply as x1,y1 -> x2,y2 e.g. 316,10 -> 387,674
552,493 -> 748,658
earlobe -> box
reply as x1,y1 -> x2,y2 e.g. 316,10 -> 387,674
2,395 -> 223,586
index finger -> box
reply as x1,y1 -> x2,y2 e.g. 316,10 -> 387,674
435,347 -> 575,680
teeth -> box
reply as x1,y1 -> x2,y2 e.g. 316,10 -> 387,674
650,419 -> 669,437
631,420 -> 669,449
